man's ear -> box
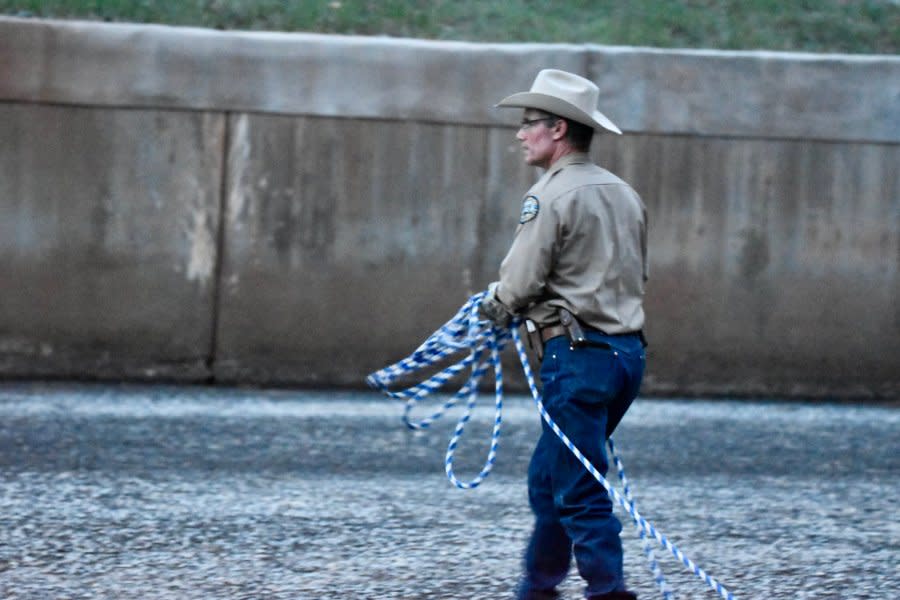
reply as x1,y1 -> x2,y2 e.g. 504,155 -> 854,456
551,118 -> 567,141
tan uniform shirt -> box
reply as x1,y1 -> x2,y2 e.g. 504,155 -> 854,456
496,152 -> 648,334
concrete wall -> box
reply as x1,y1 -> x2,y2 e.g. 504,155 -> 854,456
1,17 -> 898,399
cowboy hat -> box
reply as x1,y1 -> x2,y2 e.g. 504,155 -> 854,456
496,69 -> 622,135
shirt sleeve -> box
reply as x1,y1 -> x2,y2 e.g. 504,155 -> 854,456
496,196 -> 562,312
641,205 -> 649,282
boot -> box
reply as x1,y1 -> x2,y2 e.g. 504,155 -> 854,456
521,591 -> 560,600
517,587 -> 561,600
587,592 -> 637,600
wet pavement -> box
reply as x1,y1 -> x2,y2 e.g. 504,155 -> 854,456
0,383 -> 897,599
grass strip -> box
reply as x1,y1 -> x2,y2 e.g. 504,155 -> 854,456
2,0 -> 898,54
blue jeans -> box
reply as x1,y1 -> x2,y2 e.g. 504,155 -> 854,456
517,331 -> 645,600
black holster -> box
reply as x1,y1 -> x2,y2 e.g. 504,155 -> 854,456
559,308 -> 612,351
559,308 -> 586,347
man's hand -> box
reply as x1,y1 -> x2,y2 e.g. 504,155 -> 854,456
478,282 -> 514,328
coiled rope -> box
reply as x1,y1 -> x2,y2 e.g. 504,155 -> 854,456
367,292 -> 736,600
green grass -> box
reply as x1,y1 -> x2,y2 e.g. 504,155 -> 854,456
2,0 -> 899,54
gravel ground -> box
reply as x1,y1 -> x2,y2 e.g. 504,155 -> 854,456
0,383 -> 897,599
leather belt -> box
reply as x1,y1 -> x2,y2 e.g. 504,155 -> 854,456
539,324 -> 645,344
529,317 -> 647,361
539,324 -> 568,343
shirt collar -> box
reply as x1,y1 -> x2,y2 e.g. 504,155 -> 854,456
546,152 -> 591,177
529,152 -> 592,196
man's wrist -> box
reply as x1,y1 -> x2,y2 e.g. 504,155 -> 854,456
479,282 -> 514,327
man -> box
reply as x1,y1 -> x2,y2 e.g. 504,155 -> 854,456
479,69 -> 648,600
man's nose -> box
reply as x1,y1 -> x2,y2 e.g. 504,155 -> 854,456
516,129 -> 526,141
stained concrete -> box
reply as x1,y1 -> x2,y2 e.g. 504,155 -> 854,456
589,46 -> 900,143
0,17 -> 585,130
0,17 -> 898,398
0,103 -> 224,380
594,135 -> 900,397
214,115 -> 491,384
2,17 -> 899,142
212,118 -> 900,396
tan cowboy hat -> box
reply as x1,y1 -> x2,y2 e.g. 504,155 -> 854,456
496,69 -> 622,135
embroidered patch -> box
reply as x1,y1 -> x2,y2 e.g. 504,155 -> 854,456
519,195 -> 540,224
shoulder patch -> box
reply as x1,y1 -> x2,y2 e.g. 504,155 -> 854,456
519,195 -> 540,224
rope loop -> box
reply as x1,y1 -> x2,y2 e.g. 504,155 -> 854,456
368,293 -> 737,599
367,291 -> 510,488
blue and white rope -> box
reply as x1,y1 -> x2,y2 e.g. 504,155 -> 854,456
609,437 -> 673,600
368,294 -> 512,488
368,292 -> 737,599
511,325 -> 736,600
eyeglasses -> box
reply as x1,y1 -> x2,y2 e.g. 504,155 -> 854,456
518,117 -> 557,131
